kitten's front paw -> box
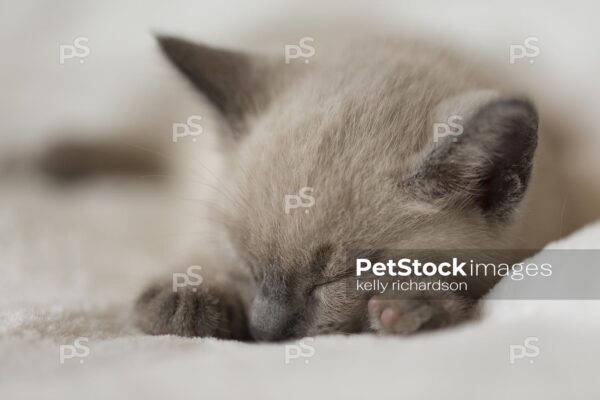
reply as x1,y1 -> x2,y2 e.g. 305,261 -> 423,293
134,282 -> 244,338
367,294 -> 475,335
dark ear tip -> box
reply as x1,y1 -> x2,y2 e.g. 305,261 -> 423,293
496,97 -> 539,132
155,34 -> 174,46
155,35 -> 188,57
155,35 -> 211,66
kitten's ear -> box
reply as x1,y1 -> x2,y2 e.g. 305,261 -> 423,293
411,94 -> 539,220
157,36 -> 273,133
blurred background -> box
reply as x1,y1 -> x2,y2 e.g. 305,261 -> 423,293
2,0 -> 599,214
2,0 -> 600,150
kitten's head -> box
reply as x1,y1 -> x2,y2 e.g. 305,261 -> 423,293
159,36 -> 538,341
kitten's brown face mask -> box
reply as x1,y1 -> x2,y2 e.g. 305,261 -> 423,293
159,36 -> 538,341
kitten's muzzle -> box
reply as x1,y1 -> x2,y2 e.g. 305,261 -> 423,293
249,294 -> 301,342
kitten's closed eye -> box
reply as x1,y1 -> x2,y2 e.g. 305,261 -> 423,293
314,270 -> 356,289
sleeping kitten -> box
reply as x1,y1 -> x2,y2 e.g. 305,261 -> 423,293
131,34 -> 560,341
42,34 -> 564,340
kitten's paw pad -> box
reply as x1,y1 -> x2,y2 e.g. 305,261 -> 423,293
368,297 -> 437,335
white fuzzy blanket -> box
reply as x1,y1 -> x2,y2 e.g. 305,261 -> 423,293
1,179 -> 599,399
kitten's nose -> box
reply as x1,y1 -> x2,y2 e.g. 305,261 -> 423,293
249,296 -> 297,342
250,324 -> 291,342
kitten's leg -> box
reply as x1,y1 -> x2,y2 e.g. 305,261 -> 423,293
135,275 -> 252,340
367,290 -> 478,335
